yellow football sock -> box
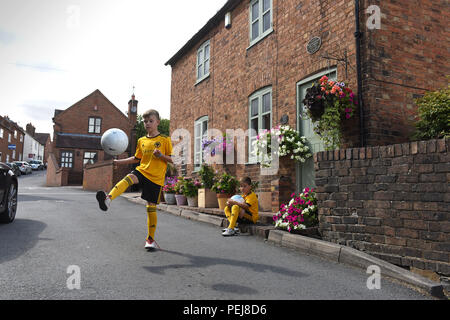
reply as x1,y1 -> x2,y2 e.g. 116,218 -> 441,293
108,176 -> 134,200
146,205 -> 157,240
225,205 -> 240,229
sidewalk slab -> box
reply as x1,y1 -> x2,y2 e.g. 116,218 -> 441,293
197,213 -> 227,227
281,232 -> 342,263
180,209 -> 200,220
166,206 -> 182,216
339,246 -> 444,298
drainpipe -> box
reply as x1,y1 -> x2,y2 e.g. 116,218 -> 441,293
354,0 -> 365,147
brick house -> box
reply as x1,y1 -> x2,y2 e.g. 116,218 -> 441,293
165,0 -> 449,212
50,89 -> 138,185
0,115 -> 25,163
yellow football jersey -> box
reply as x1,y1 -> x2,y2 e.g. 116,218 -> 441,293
242,191 -> 259,223
135,134 -> 173,186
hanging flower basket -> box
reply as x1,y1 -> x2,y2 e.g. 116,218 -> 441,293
254,125 -> 312,167
302,75 -> 357,150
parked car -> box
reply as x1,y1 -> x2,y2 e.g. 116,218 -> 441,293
13,161 -> 32,175
0,162 -> 18,223
5,162 -> 21,177
29,160 -> 45,171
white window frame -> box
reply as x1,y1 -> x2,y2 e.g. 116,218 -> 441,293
249,0 -> 273,47
248,87 -> 272,163
0,128 -> 3,138
14,130 -> 17,139
83,151 -> 97,165
194,116 -> 209,171
20,134 -> 23,142
8,133 -> 11,143
196,40 -> 210,84
88,117 -> 102,134
60,151 -> 74,168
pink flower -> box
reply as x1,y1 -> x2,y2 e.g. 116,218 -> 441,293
346,113 -> 351,119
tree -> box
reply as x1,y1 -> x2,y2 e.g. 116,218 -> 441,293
136,115 -> 170,139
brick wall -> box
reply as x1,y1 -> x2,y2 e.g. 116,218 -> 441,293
83,160 -> 133,193
360,0 -> 450,146
315,138 -> 450,275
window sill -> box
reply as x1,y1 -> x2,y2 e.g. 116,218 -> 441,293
195,74 -> 210,86
247,28 -> 274,51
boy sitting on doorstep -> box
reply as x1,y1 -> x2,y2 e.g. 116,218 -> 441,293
222,177 -> 259,236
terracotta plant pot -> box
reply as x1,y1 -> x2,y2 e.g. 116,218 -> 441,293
175,194 -> 187,206
164,192 -> 176,205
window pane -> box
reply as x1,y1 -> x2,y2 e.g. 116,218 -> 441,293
262,113 -> 271,130
198,65 -> 203,78
263,0 -> 270,12
251,118 -> 259,133
202,121 -> 208,135
263,12 -> 271,32
262,92 -> 271,112
251,2 -> 259,21
195,139 -> 200,152
252,21 -> 259,40
197,50 -> 203,64
96,118 -> 101,125
89,118 -> 95,125
195,123 -> 201,137
251,98 -> 259,116
205,59 -> 210,75
204,44 -> 210,59
95,126 -> 100,134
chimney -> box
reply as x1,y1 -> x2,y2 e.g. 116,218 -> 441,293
26,123 -> 36,136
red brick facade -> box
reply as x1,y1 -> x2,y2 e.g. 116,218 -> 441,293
166,0 -> 449,211
50,89 -> 137,185
0,116 -> 25,163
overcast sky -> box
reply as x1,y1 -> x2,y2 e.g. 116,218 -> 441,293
0,0 -> 228,138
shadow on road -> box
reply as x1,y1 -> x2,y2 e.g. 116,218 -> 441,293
0,219 -> 47,264
142,250 -> 307,278
18,195 -> 76,202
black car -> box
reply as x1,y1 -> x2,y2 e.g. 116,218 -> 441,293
6,162 -> 21,177
0,162 -> 18,223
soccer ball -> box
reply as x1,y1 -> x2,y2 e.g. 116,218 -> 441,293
101,128 -> 129,156
230,195 -> 245,203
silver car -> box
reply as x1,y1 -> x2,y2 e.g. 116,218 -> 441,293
13,161 -> 32,175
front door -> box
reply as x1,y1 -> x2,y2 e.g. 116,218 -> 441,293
296,69 -> 337,192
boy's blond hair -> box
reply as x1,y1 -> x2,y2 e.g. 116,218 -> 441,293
142,109 -> 160,121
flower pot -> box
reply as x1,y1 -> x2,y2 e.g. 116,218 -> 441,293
164,192 -> 176,205
187,196 -> 198,207
198,188 -> 219,208
216,193 -> 232,210
175,194 -> 187,206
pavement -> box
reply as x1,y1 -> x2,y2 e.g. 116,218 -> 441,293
121,192 -> 446,299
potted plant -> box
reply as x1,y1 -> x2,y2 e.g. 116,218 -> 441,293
211,172 -> 239,210
174,176 -> 187,206
162,176 -> 177,205
183,178 -> 202,207
273,187 -> 318,235
302,75 -> 357,150
197,164 -> 218,208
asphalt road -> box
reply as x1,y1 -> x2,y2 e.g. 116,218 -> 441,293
0,170 -> 432,300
